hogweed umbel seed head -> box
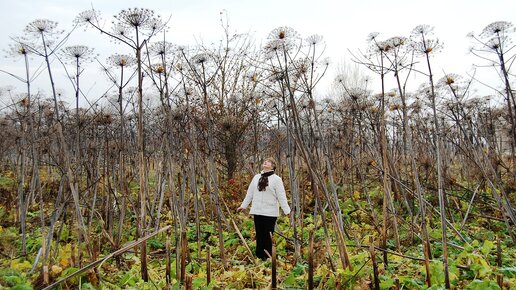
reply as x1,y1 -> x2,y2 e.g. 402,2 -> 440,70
62,45 -> 96,63
480,21 -> 514,38
107,54 -> 136,67
24,19 -> 61,36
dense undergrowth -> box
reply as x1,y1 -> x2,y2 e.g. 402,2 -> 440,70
0,172 -> 515,290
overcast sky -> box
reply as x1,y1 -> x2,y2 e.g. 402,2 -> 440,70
1,0 -> 515,107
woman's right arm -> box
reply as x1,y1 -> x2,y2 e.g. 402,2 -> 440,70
238,175 -> 256,210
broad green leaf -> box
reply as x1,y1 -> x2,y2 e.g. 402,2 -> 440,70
379,276 -> 395,289
469,254 -> 492,278
3,275 -> 24,287
11,284 -> 34,290
283,273 -> 297,286
481,240 -> 495,256
429,261 -> 446,285
192,277 -> 206,289
10,259 -> 32,272
466,280 -> 501,290
398,275 -> 423,288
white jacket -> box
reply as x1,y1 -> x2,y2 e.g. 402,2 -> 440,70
240,173 -> 291,217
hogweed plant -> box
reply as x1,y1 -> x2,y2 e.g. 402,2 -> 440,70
410,23 -> 451,289
469,21 -> 516,173
61,45 -> 96,158
3,41 -> 35,257
75,7 -> 167,282
19,19 -> 70,121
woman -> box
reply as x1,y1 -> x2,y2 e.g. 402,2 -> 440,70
237,157 -> 291,260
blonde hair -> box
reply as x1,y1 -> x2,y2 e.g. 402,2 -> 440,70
264,157 -> 277,170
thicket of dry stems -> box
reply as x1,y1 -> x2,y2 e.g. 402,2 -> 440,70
0,9 -> 514,289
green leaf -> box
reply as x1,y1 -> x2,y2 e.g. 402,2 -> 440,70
11,284 -> 34,290
0,174 -> 15,188
148,237 -> 165,250
429,261 -> 446,285
427,286 -> 447,290
0,268 -> 26,287
120,271 -> 140,286
292,263 -> 306,276
498,266 -> 516,278
283,273 -> 296,286
469,254 -> 492,278
192,277 -> 205,289
81,283 -> 97,289
379,277 -> 395,289
481,240 -> 495,256
466,280 -> 501,290
398,276 -> 423,288
3,275 -> 24,287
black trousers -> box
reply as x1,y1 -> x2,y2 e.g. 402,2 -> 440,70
253,215 -> 277,260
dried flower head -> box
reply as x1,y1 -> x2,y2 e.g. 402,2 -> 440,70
348,87 -> 368,101
306,34 -> 323,45
264,39 -> 285,52
294,58 -> 310,75
264,26 -> 300,58
366,38 -> 392,55
246,72 -> 258,82
107,54 -> 136,67
20,97 -> 30,108
335,74 -> 346,84
268,26 -> 299,40
389,103 -> 400,111
192,52 -> 210,64
486,38 -> 501,50
149,41 -> 176,57
111,23 -> 132,38
184,87 -> 194,97
113,8 -> 164,33
410,24 -> 443,55
438,73 -> 463,86
480,21 -> 514,38
151,63 -> 165,74
270,71 -> 284,82
62,45 -> 96,64
5,42 -> 31,58
437,73 -> 469,97
95,113 -> 113,125
442,74 -> 457,85
385,36 -> 407,48
367,32 -> 380,42
24,19 -> 61,36
75,9 -> 101,26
